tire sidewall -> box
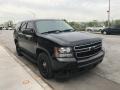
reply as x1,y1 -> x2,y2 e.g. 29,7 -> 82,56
37,53 -> 53,79
16,43 -> 22,56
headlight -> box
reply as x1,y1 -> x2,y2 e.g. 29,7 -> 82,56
54,47 -> 73,58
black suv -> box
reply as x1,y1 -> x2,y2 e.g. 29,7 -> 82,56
14,19 -> 105,79
101,26 -> 120,35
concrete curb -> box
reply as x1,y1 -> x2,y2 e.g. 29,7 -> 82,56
0,45 -> 52,90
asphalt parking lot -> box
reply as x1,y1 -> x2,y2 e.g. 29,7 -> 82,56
0,30 -> 120,90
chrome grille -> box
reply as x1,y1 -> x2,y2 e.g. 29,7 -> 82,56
74,41 -> 102,59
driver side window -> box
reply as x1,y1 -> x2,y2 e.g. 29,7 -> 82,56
26,22 -> 34,29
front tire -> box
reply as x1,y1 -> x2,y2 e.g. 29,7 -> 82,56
37,53 -> 53,79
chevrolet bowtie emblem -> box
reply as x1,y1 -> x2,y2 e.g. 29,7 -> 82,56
89,47 -> 92,51
89,46 -> 95,51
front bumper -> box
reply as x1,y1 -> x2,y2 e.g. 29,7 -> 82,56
51,50 -> 105,71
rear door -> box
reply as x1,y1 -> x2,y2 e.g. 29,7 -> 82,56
118,29 -> 120,34
111,26 -> 120,34
109,28 -> 116,34
116,26 -> 120,34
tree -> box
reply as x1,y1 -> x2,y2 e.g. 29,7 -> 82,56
4,20 -> 14,28
113,20 -> 120,26
86,20 -> 99,27
69,22 -> 83,31
8,20 -> 14,27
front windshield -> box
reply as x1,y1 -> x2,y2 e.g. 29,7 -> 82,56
35,20 -> 74,33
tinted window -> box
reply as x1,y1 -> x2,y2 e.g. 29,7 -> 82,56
111,25 -> 120,29
35,20 -> 73,33
21,22 -> 27,31
115,26 -> 120,29
15,22 -> 21,31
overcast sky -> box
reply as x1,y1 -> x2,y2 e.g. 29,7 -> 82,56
0,0 -> 120,23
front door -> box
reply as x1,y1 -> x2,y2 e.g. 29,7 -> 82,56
23,21 -> 37,56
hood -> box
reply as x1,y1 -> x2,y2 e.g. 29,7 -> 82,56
40,32 -> 101,46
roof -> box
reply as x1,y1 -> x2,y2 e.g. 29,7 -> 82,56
21,19 -> 63,23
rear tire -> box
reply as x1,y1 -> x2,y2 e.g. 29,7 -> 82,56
37,53 -> 53,79
16,43 -> 23,56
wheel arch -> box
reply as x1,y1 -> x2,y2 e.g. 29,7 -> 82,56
36,48 -> 53,79
36,48 -> 51,59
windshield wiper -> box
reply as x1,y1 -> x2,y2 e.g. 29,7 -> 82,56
41,30 -> 62,34
41,29 -> 75,34
62,29 -> 75,32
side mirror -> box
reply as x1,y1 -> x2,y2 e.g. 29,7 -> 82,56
22,28 -> 35,35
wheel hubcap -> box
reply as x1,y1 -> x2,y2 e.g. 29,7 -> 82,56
39,59 -> 48,76
43,62 -> 47,68
103,31 -> 106,35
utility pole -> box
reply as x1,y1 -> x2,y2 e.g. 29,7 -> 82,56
107,0 -> 111,28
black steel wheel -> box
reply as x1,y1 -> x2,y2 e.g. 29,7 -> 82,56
38,53 -> 53,79
16,43 -> 23,56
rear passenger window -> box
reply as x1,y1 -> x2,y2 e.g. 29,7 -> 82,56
15,22 -> 21,31
20,22 -> 27,31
